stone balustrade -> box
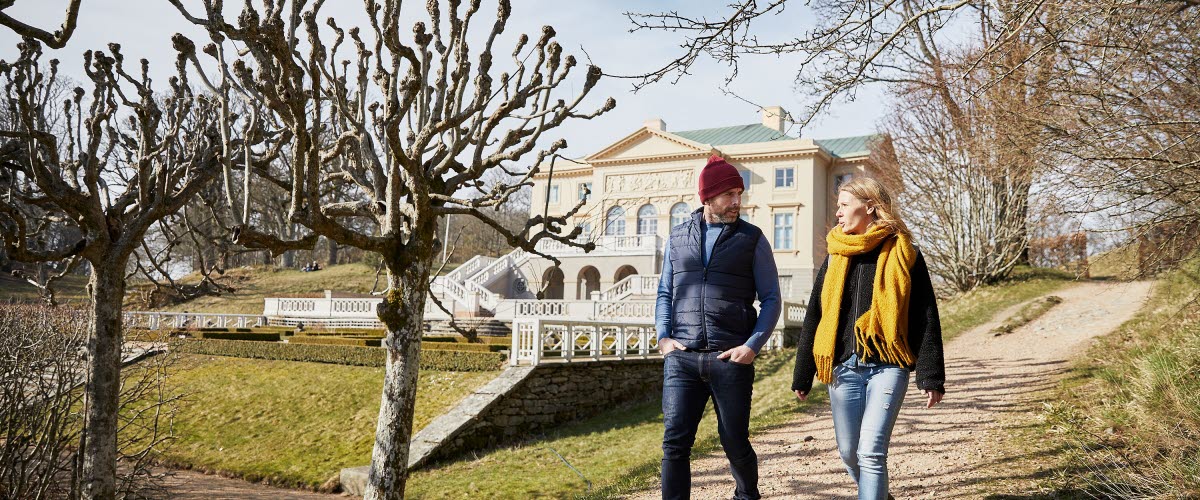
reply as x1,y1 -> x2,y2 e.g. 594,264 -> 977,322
123,311 -> 266,330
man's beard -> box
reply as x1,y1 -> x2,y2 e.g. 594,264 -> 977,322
705,208 -> 740,224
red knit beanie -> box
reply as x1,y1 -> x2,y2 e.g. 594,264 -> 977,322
698,154 -> 744,202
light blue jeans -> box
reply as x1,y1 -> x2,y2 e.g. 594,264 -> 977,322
827,353 -> 909,500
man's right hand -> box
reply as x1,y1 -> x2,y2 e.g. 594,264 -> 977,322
659,337 -> 686,355
793,390 -> 808,401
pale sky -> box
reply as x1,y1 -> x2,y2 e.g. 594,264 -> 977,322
1,0 -> 886,157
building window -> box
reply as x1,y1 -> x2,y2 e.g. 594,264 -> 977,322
739,170 -> 752,192
578,182 -> 592,202
578,222 -> 593,241
773,213 -> 794,250
548,184 -> 560,204
775,167 -> 794,188
637,204 -> 658,235
834,173 -> 854,193
739,213 -> 750,223
670,202 -> 690,228
605,206 -> 626,236
779,275 -> 793,298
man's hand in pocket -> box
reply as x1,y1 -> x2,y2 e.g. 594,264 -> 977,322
717,346 -> 756,365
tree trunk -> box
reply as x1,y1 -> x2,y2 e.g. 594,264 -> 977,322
81,260 -> 126,499
363,245 -> 433,499
327,239 -> 339,266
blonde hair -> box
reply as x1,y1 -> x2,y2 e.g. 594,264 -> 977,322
839,177 -> 911,238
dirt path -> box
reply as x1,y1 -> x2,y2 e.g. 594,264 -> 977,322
157,468 -> 346,499
627,279 -> 1155,499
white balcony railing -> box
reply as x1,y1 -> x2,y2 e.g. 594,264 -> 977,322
124,311 -> 266,330
510,319 -> 661,365
430,276 -> 470,308
598,273 -> 660,301
593,300 -> 655,320
535,234 -> 661,257
509,317 -> 788,366
512,299 -> 656,322
469,247 -> 528,289
446,254 -> 495,282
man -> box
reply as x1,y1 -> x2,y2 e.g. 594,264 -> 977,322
656,154 -> 782,500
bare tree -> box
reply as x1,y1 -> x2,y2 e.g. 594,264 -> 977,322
1038,2 -> 1200,273
0,0 -> 82,49
875,84 -> 1031,290
166,1 -> 613,497
0,38 -> 221,498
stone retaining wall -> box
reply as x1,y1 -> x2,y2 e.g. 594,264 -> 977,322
424,359 -> 664,466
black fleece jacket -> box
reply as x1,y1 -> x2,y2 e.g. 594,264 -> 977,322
791,246 -> 946,394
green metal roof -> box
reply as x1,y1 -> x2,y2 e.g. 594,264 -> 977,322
815,134 -> 881,158
673,124 -> 793,146
671,124 -> 881,159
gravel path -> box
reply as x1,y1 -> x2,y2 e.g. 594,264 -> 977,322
626,279 -> 1155,499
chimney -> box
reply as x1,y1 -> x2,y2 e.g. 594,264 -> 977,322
643,118 -> 666,131
761,106 -> 786,133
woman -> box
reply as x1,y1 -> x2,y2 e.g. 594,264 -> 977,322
792,177 -> 946,500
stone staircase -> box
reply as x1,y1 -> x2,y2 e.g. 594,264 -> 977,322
423,318 -> 511,337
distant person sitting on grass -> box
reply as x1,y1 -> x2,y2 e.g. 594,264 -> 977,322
311,260 -> 321,271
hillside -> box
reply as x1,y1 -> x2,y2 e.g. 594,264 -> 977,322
145,263 -> 388,314
0,273 -> 90,304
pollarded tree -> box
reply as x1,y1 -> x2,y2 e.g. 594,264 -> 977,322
0,0 -> 82,49
165,1 -> 614,497
0,39 -> 221,498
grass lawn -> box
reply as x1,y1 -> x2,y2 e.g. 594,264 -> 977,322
1086,243 -> 1140,280
155,354 -> 497,489
0,273 -> 89,304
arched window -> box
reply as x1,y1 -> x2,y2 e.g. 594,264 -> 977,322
605,206 -> 626,236
541,266 -> 565,300
636,204 -> 658,235
670,202 -> 690,228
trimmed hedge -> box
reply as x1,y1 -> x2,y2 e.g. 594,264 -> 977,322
125,329 -> 175,342
171,339 -> 504,371
196,331 -> 281,342
292,328 -> 386,336
289,336 -> 383,347
422,342 -> 506,353
422,335 -> 512,345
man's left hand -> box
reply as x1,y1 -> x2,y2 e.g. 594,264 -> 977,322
717,346 -> 756,365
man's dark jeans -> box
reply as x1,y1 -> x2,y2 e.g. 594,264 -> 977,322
661,349 -> 759,500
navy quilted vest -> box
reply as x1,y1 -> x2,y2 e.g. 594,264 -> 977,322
668,209 -> 762,350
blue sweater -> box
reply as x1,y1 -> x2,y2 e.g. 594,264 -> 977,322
655,220 -> 782,352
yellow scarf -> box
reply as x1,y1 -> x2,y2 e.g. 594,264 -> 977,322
813,224 -> 917,384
